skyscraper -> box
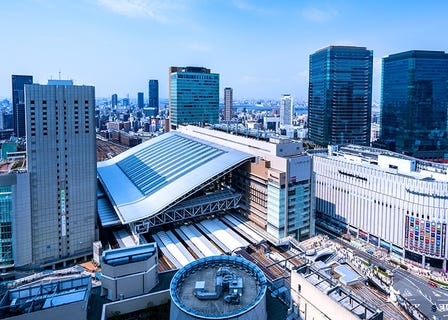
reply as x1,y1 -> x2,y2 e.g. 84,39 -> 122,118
137,92 -> 144,109
148,80 -> 159,117
25,81 -> 97,265
223,87 -> 233,121
111,94 -> 118,108
380,50 -> 448,159
308,46 -> 373,146
169,66 -> 219,129
280,94 -> 292,127
12,75 -> 33,137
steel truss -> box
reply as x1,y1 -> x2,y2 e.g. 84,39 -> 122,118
131,191 -> 241,236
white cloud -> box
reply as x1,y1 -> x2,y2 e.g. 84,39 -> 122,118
97,0 -> 182,22
232,0 -> 274,15
301,7 -> 337,22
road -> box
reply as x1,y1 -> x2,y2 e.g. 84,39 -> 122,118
331,237 -> 448,319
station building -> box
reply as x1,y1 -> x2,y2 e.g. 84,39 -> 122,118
97,125 -> 313,247
313,145 -> 448,269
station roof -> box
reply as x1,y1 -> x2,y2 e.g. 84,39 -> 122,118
97,131 -> 253,224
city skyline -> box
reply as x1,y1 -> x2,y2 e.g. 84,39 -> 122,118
1,0 -> 448,101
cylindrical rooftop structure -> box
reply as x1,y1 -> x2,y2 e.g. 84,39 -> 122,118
170,255 -> 267,320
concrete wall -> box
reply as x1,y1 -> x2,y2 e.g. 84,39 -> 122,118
101,290 -> 170,320
11,173 -> 32,267
3,300 -> 87,320
170,293 -> 267,320
102,262 -> 158,301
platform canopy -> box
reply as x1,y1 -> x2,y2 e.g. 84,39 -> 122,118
97,131 -> 253,224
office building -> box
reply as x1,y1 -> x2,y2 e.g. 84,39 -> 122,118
280,94 -> 292,127
169,66 -> 219,129
137,92 -> 144,109
308,46 -> 373,146
111,94 -> 118,108
148,79 -> 159,116
11,75 -> 33,137
0,173 -> 31,269
224,87 -> 233,121
123,97 -> 129,107
25,81 -> 97,266
3,113 -> 13,131
313,145 -> 448,269
380,50 -> 448,159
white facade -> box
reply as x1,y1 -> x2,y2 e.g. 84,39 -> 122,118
179,126 -> 313,241
313,145 -> 448,267
25,83 -> 97,266
224,87 -> 233,121
280,94 -> 292,127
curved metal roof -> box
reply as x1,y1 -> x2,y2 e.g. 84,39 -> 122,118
97,131 -> 253,224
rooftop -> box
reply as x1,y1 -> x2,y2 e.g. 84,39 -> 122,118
296,264 -> 382,320
97,131 -> 253,224
102,243 -> 156,266
319,144 -> 448,181
170,255 -> 267,319
384,50 -> 448,61
0,276 -> 91,318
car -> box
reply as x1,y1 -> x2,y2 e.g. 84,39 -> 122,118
428,280 -> 438,288
432,304 -> 437,312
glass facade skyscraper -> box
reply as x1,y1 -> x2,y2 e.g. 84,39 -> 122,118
169,66 -> 219,129
111,93 -> 118,108
11,75 -> 33,137
380,50 -> 448,159
308,46 -> 373,146
0,186 -> 13,266
148,80 -> 159,116
137,92 -> 144,109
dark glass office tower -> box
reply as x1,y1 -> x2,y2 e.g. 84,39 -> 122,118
380,50 -> 448,159
12,75 -> 33,137
111,94 -> 118,108
137,92 -> 144,109
308,46 -> 373,146
148,80 -> 159,116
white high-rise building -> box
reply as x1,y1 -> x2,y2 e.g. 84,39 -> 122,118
224,87 -> 233,121
280,94 -> 292,127
24,81 -> 97,266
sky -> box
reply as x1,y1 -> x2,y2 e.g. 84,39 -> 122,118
1,0 -> 448,102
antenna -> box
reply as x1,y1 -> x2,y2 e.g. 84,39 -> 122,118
58,70 -> 61,80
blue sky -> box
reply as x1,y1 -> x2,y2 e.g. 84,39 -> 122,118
1,0 -> 448,102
